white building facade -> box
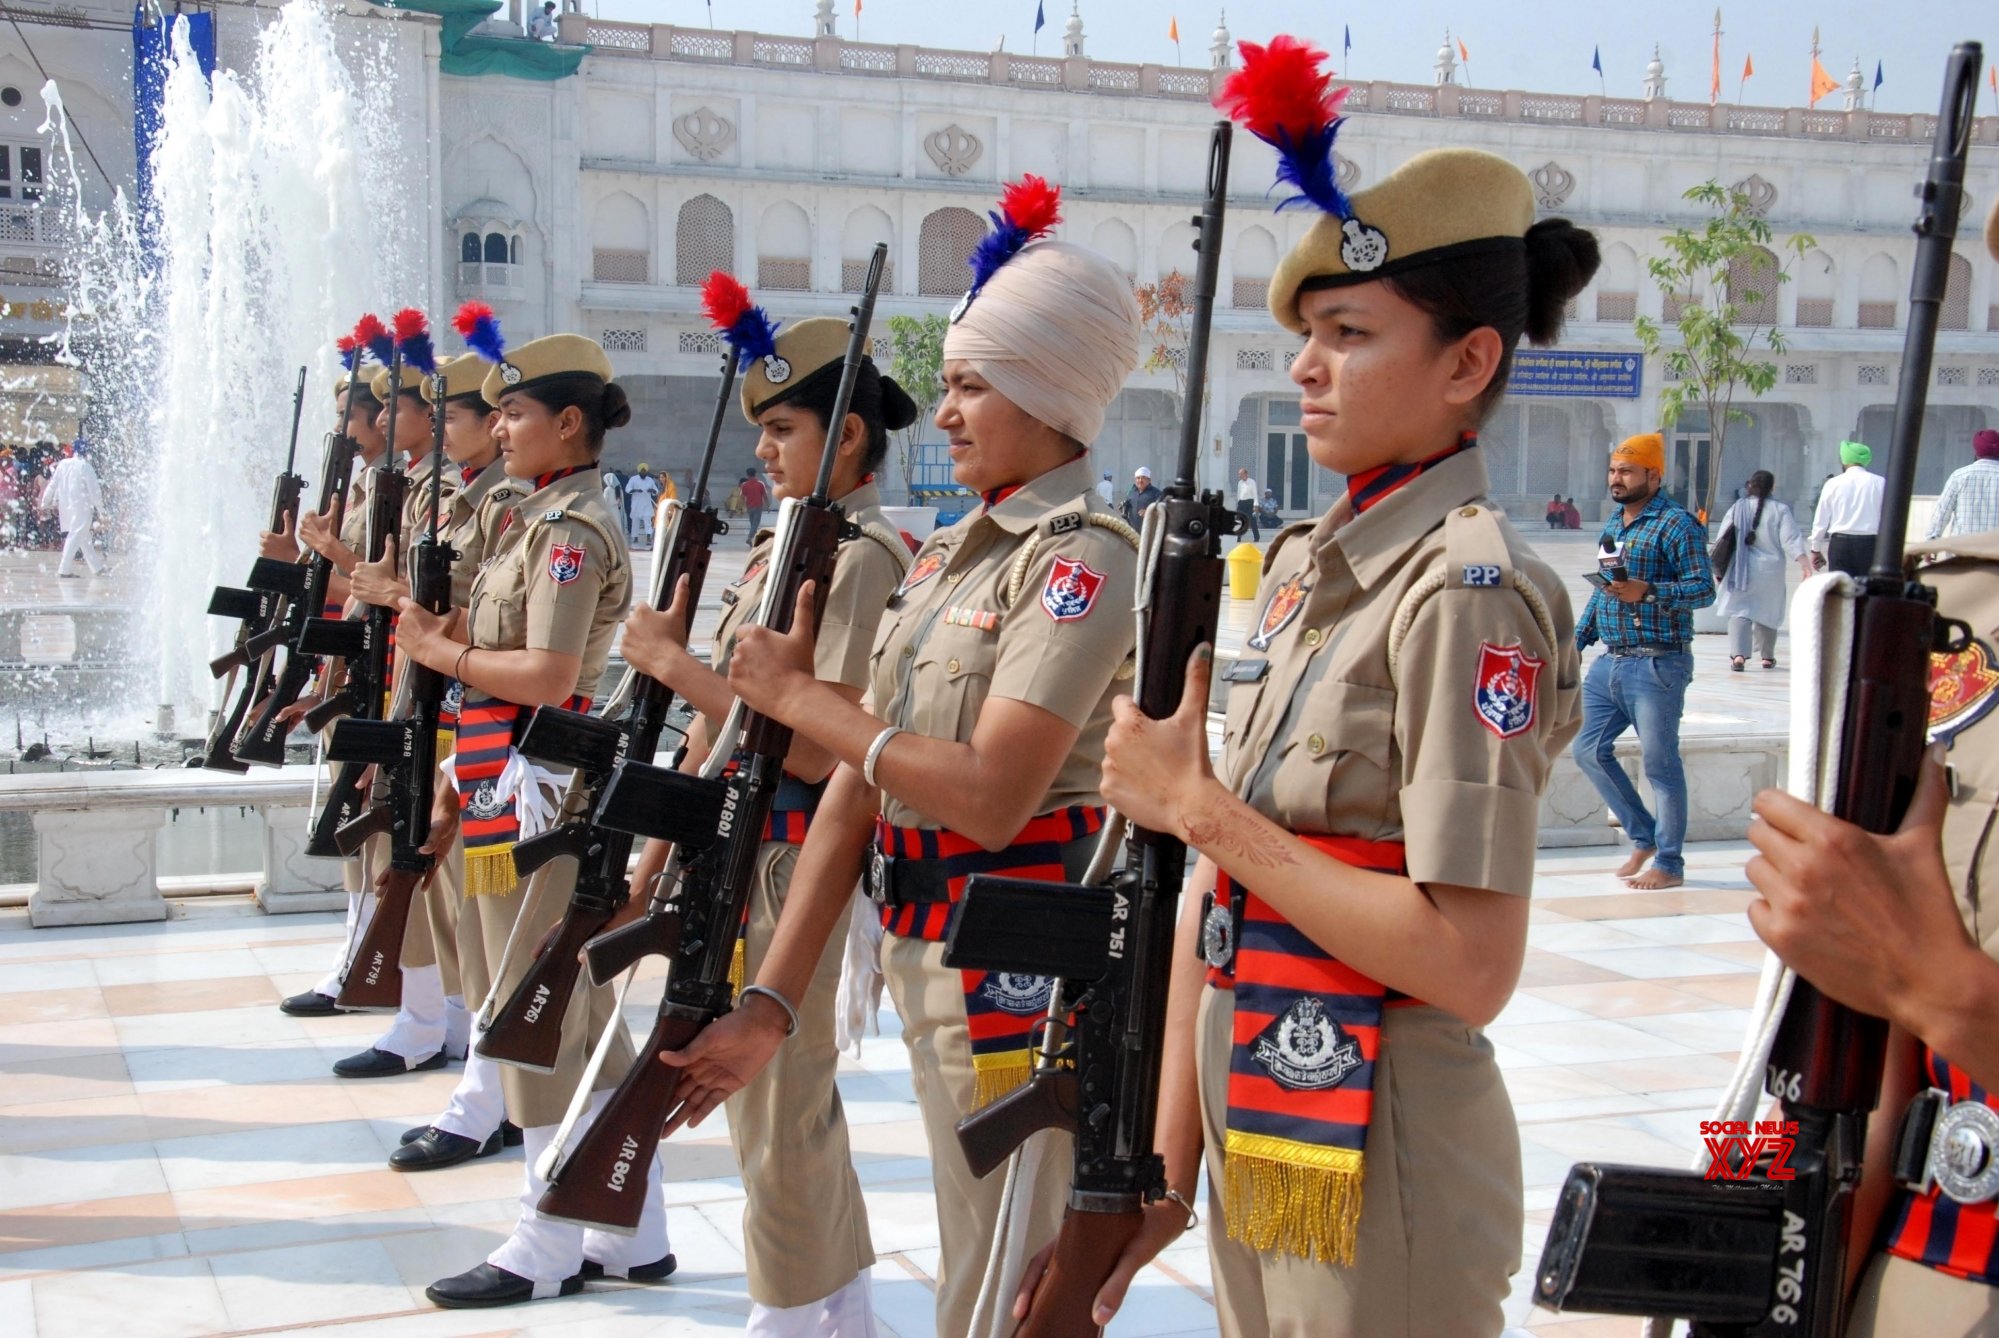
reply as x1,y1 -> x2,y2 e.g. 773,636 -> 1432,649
7,2 -> 1998,519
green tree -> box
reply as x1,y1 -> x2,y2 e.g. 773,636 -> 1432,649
884,312 -> 949,501
1634,181 -> 1814,523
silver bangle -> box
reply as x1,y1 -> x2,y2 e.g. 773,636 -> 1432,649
1163,1188 -> 1200,1232
738,984 -> 799,1039
862,725 -> 903,788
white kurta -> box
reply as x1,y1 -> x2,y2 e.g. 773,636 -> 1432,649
1714,496 -> 1806,630
43,456 -> 101,533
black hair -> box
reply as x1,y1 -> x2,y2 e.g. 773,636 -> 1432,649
765,359 -> 919,477
514,373 -> 631,452
1305,218 -> 1600,421
444,392 -> 496,415
1745,470 -> 1775,499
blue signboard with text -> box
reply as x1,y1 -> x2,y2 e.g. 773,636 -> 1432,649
1507,350 -> 1643,399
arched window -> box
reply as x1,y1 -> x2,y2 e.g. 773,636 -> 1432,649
675,194 -> 734,287
1941,252 -> 1972,331
842,205 -> 895,291
1858,253 -> 1898,329
592,191 -> 652,284
1594,242 -> 1638,322
757,201 -> 812,292
1090,218 -> 1136,282
460,232 -> 480,264
1157,220 -> 1197,283
1232,225 -> 1278,308
1794,250 -> 1835,327
918,206 -> 986,296
1725,246 -> 1779,325
484,232 -> 510,264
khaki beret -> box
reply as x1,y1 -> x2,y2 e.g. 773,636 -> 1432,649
420,353 -> 495,406
480,333 -> 616,405
1268,148 -> 1537,333
739,317 -> 849,423
366,364 -> 427,403
333,369 -> 381,403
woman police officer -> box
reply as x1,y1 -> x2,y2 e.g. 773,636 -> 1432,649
655,177 -> 1146,1338
1053,38 -> 1598,1334
391,331 -> 674,1307
616,278 -> 919,1336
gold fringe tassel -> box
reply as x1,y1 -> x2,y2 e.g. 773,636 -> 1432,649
463,846 -> 519,898
1222,1130 -> 1365,1266
970,1051 -> 1033,1110
726,938 -> 746,995
435,731 -> 456,760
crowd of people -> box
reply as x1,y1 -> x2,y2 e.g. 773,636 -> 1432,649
158,31 -> 1999,1338
0,437 -> 110,571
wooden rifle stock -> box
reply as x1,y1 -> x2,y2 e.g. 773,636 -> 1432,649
336,865 -> 421,1011
476,899 -> 620,1074
535,1008 -> 707,1232
1014,1206 -> 1145,1338
306,761 -> 371,859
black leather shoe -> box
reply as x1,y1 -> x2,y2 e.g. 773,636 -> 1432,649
399,1124 -> 428,1146
425,1262 -> 582,1309
332,1047 -> 447,1079
401,1120 -> 519,1148
390,1126 -> 504,1171
581,1252 -> 676,1283
279,990 -> 343,1017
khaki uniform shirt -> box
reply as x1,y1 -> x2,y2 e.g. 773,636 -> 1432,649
396,451 -> 461,576
338,460 -> 374,555
868,455 -> 1138,830
711,481 -> 909,689
1219,449 -> 1580,897
468,469 -> 632,684
442,463 -> 521,607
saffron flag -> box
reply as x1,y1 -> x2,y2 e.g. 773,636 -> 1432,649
1743,53 -> 1754,80
1809,55 -> 1840,106
1458,37 -> 1469,63
1168,16 -> 1178,42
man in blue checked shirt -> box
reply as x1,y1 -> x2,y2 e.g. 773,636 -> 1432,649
1572,432 -> 1716,890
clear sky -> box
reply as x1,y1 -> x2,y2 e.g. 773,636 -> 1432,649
586,0 -> 1994,116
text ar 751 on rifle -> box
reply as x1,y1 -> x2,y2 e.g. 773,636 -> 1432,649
1531,42 -> 1982,1337
529,243 -> 889,1233
234,336 -> 372,766
326,320 -> 450,1014
200,365 -> 310,772
475,288 -> 744,1074
938,120 -> 1242,1338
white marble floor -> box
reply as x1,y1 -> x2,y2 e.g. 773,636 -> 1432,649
0,840 -> 1774,1337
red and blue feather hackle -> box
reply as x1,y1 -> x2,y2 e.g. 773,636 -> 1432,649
452,301 -> 506,364
966,174 -> 1061,296
700,272 -> 780,362
352,313 -> 394,368
1215,35 -> 1354,219
392,307 -> 437,377
336,335 -> 359,372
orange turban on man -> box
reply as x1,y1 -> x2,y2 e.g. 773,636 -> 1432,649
1611,432 -> 1666,473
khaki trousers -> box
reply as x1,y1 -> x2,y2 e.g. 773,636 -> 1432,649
882,932 -> 1070,1338
1197,984 -> 1519,1338
456,846 -> 636,1130
398,838 -> 463,997
1845,1253 -> 1999,1337
727,842 -> 875,1309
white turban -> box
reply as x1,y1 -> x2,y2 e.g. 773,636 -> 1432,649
944,240 -> 1140,446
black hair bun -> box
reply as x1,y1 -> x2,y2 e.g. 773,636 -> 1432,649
600,382 -> 633,431
877,375 -> 920,433
1523,218 -> 1601,346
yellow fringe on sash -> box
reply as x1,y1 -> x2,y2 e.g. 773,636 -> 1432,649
464,845 -> 519,898
970,1051 -> 1033,1110
435,731 -> 456,760
1222,1129 -> 1365,1265
727,937 -> 746,995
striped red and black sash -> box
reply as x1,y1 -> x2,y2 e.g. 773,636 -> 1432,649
1885,1049 -> 1998,1284
1218,833 -> 1411,1266
876,806 -> 1105,1107
452,689 -> 589,895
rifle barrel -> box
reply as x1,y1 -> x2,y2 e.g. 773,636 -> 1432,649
1170,122 -> 1230,498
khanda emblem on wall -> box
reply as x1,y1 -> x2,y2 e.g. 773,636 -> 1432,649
672,106 -> 737,163
924,124 -> 983,177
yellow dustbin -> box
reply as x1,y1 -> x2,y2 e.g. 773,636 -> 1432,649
1227,542 -> 1262,601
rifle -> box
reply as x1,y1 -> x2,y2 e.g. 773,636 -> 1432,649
1532,43 -> 1982,1335
200,367 -> 310,771
325,360 -> 449,1013
476,329 -> 737,1072
531,243 -> 889,1232
937,121 -> 1240,1337
297,347 -> 411,862
233,362 -> 369,766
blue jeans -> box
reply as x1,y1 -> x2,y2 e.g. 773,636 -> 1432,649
1572,650 -> 1693,877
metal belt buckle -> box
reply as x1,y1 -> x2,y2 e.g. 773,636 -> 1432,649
1929,1097 -> 1999,1205
1200,891 -> 1235,969
868,845 -> 894,906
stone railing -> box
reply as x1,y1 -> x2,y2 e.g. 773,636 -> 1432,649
556,17 -> 1999,143
0,766 -> 345,927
